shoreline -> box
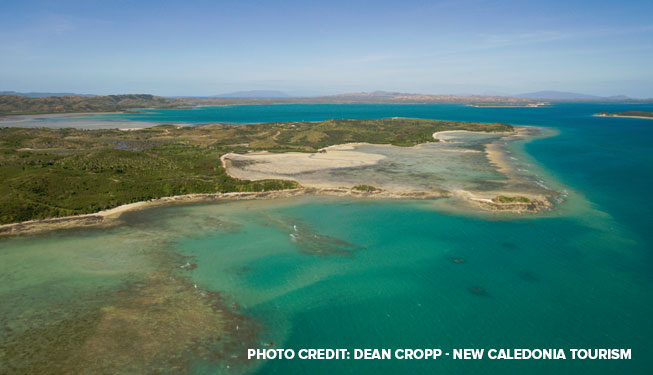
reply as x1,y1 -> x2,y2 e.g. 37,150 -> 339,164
444,127 -> 554,212
467,103 -> 549,108
1,127 -> 555,237
432,129 -> 513,140
0,188 -> 450,237
220,126 -> 553,213
593,114 -> 653,120
0,182 -> 550,238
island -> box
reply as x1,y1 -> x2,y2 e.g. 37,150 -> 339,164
1,92 -> 540,117
467,102 -> 549,108
0,94 -> 177,116
595,111 -> 653,119
0,118 -> 554,235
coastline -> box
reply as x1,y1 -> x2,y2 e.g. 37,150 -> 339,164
445,127 -> 554,212
593,114 -> 653,120
0,127 -> 556,237
0,111 -> 163,130
432,129 -> 513,140
0,187 -> 449,237
222,126 -> 553,213
467,103 -> 549,108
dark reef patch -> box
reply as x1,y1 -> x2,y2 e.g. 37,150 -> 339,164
517,270 -> 540,283
468,286 -> 489,297
264,214 -> 364,257
0,274 -> 260,375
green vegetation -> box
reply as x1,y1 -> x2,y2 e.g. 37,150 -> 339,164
352,184 -> 378,192
0,93 -> 538,116
0,118 -> 512,224
0,94 -> 175,116
491,195 -> 531,204
597,111 -> 653,118
228,118 -> 512,150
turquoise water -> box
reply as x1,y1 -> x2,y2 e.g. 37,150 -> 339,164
1,103 -> 652,374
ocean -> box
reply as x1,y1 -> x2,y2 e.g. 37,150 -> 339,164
1,103 -> 652,374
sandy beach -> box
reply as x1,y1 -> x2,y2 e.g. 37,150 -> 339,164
0,187 -> 451,237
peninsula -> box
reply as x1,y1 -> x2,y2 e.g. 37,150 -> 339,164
0,94 -> 176,116
0,118 -> 551,234
0,92 -> 538,116
595,111 -> 653,119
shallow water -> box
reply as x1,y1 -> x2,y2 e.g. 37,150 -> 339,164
0,113 -> 155,129
227,129 -> 555,200
1,103 -> 652,374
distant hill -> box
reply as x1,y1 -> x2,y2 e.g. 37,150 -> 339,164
515,91 -> 631,100
0,94 -> 176,115
2,90 -> 645,116
175,91 -> 537,106
312,91 -> 535,104
212,90 -> 290,98
0,91 -> 97,98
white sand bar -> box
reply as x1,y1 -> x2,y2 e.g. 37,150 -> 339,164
221,150 -> 386,179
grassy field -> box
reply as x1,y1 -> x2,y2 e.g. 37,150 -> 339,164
0,118 -> 512,224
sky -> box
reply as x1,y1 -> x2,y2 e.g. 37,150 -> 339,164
1,0 -> 652,97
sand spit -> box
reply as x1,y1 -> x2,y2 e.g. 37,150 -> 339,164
593,114 -> 653,120
452,189 -> 552,214
0,188 -> 448,237
466,102 -> 549,108
432,129 -> 513,141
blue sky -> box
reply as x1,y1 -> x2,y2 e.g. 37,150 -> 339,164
1,0 -> 652,97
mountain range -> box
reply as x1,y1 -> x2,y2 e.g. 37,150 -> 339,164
0,90 -> 640,101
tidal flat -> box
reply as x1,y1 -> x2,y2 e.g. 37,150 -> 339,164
222,126 -> 557,212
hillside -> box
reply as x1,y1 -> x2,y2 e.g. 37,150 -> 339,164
0,94 -> 176,116
516,91 -> 631,101
177,91 -> 536,106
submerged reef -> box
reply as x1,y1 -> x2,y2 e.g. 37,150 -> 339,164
0,216 -> 262,375
264,214 -> 364,257
0,272 -> 259,375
